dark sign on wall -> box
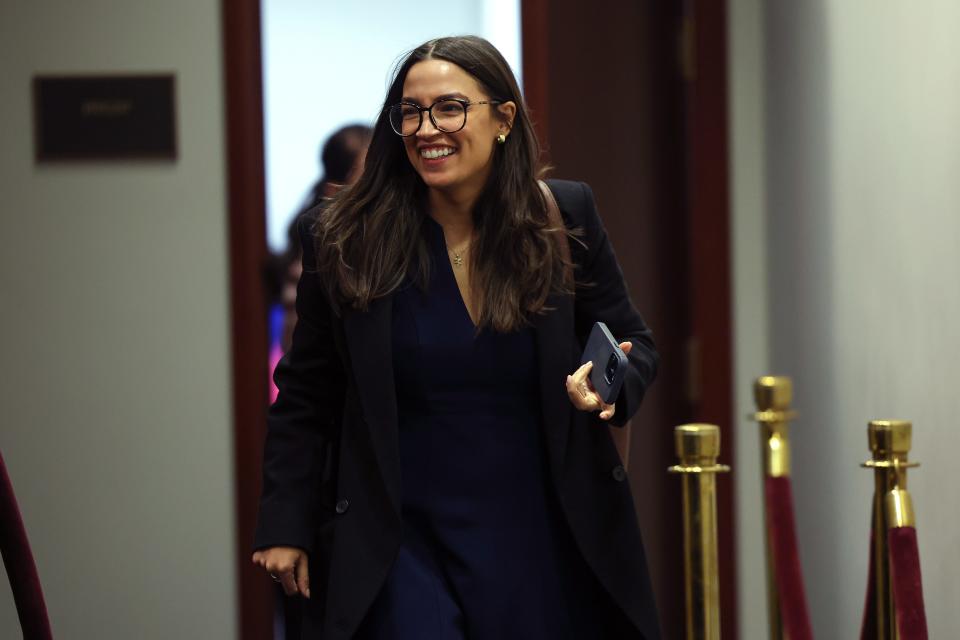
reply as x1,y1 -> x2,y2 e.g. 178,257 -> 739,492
33,74 -> 177,161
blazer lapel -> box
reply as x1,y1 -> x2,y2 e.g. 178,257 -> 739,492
535,293 -> 575,485
342,296 -> 401,516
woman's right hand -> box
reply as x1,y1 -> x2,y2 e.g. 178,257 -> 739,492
252,546 -> 310,598
565,341 -> 633,420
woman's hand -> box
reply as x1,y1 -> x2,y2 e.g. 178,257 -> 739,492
252,546 -> 310,598
565,341 -> 632,421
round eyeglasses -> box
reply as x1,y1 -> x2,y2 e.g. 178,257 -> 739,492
388,98 -> 502,137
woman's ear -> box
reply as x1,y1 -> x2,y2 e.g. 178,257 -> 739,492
497,101 -> 517,132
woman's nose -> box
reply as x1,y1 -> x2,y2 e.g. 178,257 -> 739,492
417,113 -> 441,137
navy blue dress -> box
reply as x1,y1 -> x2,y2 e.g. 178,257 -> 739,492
355,217 -> 619,639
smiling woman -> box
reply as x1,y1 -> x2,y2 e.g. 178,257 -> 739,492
251,35 -> 662,640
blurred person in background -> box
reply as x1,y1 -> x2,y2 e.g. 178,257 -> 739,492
302,124 -> 373,213
253,36 -> 660,639
267,125 -> 373,404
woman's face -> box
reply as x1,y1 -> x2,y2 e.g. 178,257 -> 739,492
399,59 -> 515,199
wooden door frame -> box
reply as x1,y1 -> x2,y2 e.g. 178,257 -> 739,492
222,0 -> 273,637
685,1 -> 737,638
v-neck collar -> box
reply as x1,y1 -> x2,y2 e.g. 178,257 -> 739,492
422,214 -> 478,331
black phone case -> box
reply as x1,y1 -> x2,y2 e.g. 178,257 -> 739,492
581,321 -> 629,405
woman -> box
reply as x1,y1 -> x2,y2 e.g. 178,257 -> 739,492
253,36 -> 660,640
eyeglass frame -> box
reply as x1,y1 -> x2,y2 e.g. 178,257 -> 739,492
387,97 -> 504,137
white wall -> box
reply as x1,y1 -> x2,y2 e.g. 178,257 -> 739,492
731,1 -> 960,637
261,0 -> 521,252
728,0 -> 770,637
0,2 -> 236,638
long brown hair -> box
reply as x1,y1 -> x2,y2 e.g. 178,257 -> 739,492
313,35 -> 569,332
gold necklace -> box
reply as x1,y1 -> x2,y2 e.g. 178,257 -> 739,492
447,240 -> 471,268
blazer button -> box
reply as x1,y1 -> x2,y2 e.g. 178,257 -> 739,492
611,465 -> 627,482
335,499 -> 350,514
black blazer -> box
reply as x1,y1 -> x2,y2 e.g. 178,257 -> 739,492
255,179 -> 661,639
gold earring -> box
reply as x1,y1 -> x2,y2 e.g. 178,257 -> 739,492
497,133 -> 506,144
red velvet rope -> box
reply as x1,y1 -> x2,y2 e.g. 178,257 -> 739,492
888,526 -> 928,640
859,525 -> 929,639
0,449 -> 53,639
764,476 -> 813,640
860,528 -> 877,640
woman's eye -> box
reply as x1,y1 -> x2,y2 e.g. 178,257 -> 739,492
437,102 -> 462,114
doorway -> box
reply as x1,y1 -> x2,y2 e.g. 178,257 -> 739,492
223,1 -> 734,637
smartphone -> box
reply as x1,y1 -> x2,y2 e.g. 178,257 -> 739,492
581,321 -> 629,405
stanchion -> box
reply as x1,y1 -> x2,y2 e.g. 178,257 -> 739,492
752,376 -> 812,640
860,420 -> 928,640
668,424 -> 730,640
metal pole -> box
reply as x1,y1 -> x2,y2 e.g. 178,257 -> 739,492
669,423 -> 730,640
862,420 -> 918,640
752,376 -> 797,640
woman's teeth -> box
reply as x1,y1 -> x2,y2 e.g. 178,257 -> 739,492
421,147 -> 456,159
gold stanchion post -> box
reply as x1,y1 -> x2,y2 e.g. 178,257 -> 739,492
669,424 -> 730,640
752,376 -> 798,639
862,420 -> 919,640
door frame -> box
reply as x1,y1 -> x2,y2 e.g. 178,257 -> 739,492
224,2 -> 736,636
222,0 -> 273,637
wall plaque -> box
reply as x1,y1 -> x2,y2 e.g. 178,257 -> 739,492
33,74 -> 177,161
